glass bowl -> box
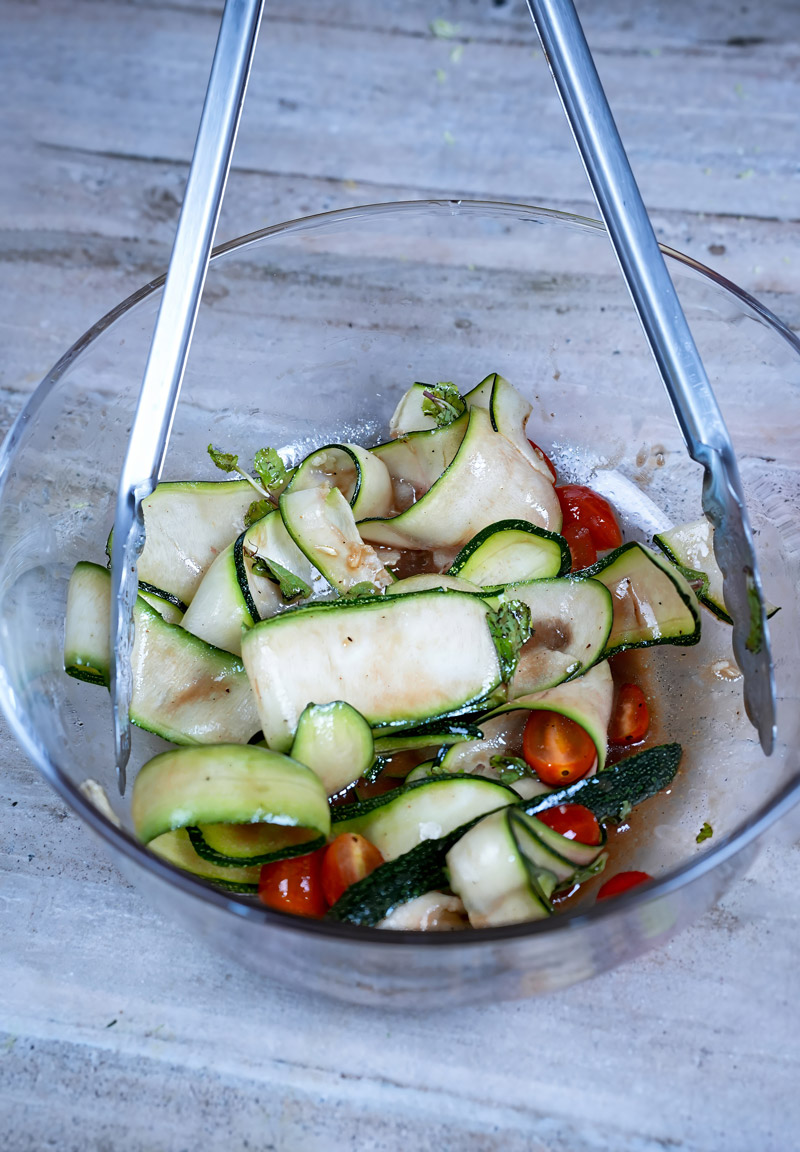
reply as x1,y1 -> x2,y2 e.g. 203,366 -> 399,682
1,200 -> 798,1007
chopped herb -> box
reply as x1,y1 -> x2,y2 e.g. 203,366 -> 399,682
207,443 -> 269,500
487,599 -> 533,684
207,444 -> 240,474
490,754 -> 533,785
616,799 -> 632,821
430,18 -> 458,38
343,581 -> 382,599
420,381 -> 466,427
250,555 -> 311,601
244,498 -> 272,528
696,821 -> 713,844
254,447 -> 289,495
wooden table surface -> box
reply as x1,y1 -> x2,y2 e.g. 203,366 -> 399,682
2,2 -> 799,1149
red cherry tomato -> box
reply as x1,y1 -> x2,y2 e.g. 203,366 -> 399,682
609,683 -> 650,745
527,439 -> 558,482
321,832 -> 384,907
596,870 -> 652,901
258,847 -> 328,917
522,710 -> 597,786
536,803 -> 601,845
561,522 -> 597,572
556,484 -> 623,551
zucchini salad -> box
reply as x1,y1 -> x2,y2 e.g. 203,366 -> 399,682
64,373 -> 750,930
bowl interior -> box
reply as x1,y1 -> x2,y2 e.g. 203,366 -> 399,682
1,200 -> 798,981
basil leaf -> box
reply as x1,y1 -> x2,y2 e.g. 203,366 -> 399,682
487,599 -> 532,683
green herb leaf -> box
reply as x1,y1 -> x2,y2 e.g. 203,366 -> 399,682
696,821 -> 713,844
420,381 -> 466,428
250,556 -> 311,601
253,447 -> 289,495
487,599 -> 532,683
343,581 -> 382,599
208,444 -> 240,473
489,754 -> 533,785
244,498 -> 272,528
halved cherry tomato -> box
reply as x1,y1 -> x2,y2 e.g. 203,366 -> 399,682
609,683 -> 650,744
596,870 -> 651,901
258,847 -> 328,917
536,803 -> 601,845
321,832 -> 384,907
527,439 -> 558,482
556,484 -> 623,551
561,522 -> 597,572
522,710 -> 597,786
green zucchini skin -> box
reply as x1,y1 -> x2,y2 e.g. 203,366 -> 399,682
149,828 -> 261,892
327,743 -> 682,926
448,519 -> 571,586
290,700 -> 374,796
241,588 -> 505,752
579,542 -> 702,656
109,479 -> 256,606
131,743 -> 331,846
331,773 -> 518,861
359,406 -> 562,551
186,824 -> 325,868
65,562 -> 261,745
653,519 -> 780,625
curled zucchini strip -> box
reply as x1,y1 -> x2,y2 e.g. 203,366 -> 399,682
579,542 -> 701,656
446,807 -> 606,928
359,407 -> 562,551
180,509 -> 319,655
484,660 -> 613,772
449,519 -> 570,587
371,413 -> 469,494
132,744 -> 331,851
65,562 -> 261,745
654,518 -> 780,625
111,479 -> 256,606
286,442 -> 394,520
280,485 -> 392,594
149,828 -> 262,891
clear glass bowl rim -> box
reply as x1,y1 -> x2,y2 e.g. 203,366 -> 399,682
2,197 -> 799,947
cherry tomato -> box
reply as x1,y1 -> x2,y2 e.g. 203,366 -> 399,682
609,683 -> 650,745
561,522 -> 597,572
596,870 -> 652,901
536,803 -> 601,845
522,710 -> 597,786
556,484 -> 623,551
527,439 -> 558,482
258,847 -> 328,917
321,832 -> 384,907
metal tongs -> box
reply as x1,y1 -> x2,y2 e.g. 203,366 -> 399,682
110,0 -> 265,793
525,0 -> 776,754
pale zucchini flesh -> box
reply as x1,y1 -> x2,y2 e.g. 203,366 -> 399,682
332,774 -> 518,861
492,577 -> 614,695
280,485 -> 391,594
653,518 -> 779,624
485,659 -> 614,772
65,562 -> 261,745
290,700 -> 375,796
118,479 -> 255,605
241,589 -> 504,752
131,743 -> 331,846
448,519 -> 570,587
287,442 -> 394,520
359,406 -> 562,551
581,542 -> 701,655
